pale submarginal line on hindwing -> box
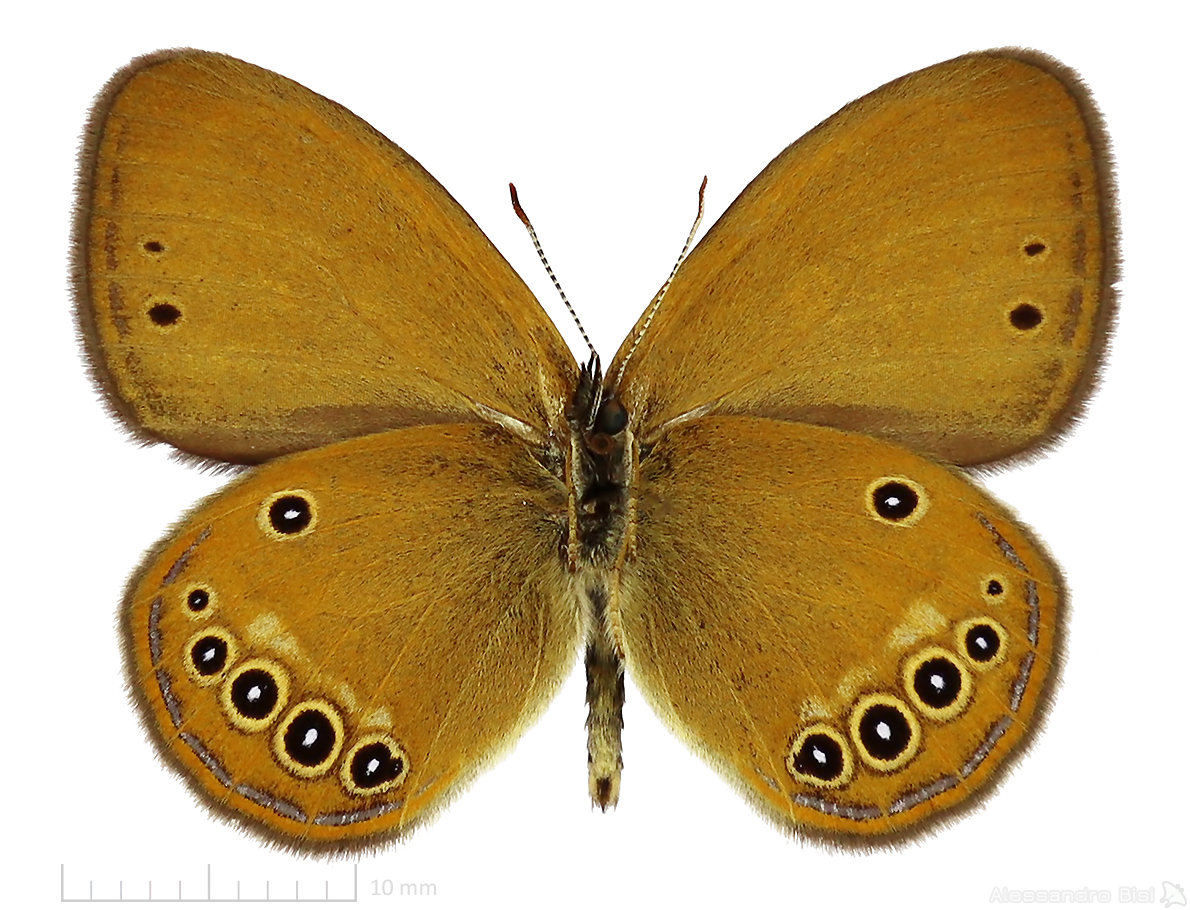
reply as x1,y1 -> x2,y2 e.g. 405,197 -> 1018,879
156,669 -> 306,822
235,783 -> 308,823
753,767 -> 783,795
163,677 -> 316,826
792,794 -> 883,821
888,776 -> 960,816
1025,579 -> 1040,647
412,775 -> 442,800
156,669 -> 183,728
162,527 -> 212,585
976,514 -> 1028,572
179,732 -> 234,788
1010,652 -> 1036,712
315,800 -> 406,828
960,715 -> 1013,780
148,562 -> 323,825
148,596 -> 165,665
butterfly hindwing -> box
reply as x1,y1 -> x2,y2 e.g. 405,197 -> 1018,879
124,424 -> 579,845
616,416 -> 1061,836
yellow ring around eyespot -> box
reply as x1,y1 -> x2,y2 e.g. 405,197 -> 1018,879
864,476 -> 930,527
902,646 -> 972,722
979,574 -> 1011,604
256,489 -> 318,541
955,617 -> 1010,672
848,694 -> 921,772
785,723 -> 855,790
183,626 -> 238,687
340,733 -> 410,797
220,658 -> 290,733
179,583 -> 218,620
273,699 -> 345,779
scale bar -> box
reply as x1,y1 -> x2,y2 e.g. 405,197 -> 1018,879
60,864 -> 358,902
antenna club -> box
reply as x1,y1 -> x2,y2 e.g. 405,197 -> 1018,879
509,183 -> 530,226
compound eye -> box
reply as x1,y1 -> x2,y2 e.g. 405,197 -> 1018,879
593,398 -> 628,435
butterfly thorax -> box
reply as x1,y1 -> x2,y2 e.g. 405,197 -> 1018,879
568,360 -> 632,566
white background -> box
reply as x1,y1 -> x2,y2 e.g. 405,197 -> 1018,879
7,2 -> 1187,907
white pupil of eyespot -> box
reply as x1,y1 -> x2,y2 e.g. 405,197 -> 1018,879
202,647 -> 215,661
887,496 -> 901,507
367,758 -> 380,774
811,746 -> 826,764
975,635 -> 988,649
876,721 -> 892,741
247,685 -> 262,701
284,508 -> 299,520
929,673 -> 944,691
303,728 -> 319,746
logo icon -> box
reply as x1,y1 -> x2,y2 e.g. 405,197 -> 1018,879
1161,882 -> 1186,908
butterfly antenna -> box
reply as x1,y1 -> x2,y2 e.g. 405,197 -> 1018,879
509,183 -> 598,364
613,176 -> 707,389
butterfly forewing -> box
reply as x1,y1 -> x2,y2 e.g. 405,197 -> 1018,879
75,50 -> 576,463
610,52 -> 1114,467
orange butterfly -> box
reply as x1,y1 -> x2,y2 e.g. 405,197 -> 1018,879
74,48 -> 1114,848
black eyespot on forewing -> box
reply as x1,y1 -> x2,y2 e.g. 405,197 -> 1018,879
148,302 -> 181,326
1010,303 -> 1043,330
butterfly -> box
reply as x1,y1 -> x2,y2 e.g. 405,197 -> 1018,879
73,48 -> 1114,848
